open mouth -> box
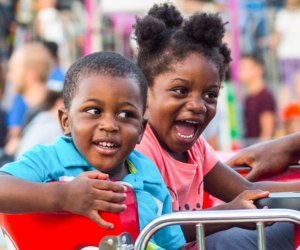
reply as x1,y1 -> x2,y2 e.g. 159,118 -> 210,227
93,140 -> 120,154
96,141 -> 119,149
174,120 -> 199,140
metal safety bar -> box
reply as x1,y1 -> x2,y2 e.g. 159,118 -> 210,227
134,209 -> 300,250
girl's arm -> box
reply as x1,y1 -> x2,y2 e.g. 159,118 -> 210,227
0,172 -> 127,228
181,162 -> 267,239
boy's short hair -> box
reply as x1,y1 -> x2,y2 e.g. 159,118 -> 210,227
63,51 -> 147,111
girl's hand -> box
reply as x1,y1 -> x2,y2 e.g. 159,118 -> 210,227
60,170 -> 127,229
227,190 -> 270,210
224,190 -> 270,229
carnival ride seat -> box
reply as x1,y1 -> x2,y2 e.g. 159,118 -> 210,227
0,185 -> 139,250
2,161 -> 300,250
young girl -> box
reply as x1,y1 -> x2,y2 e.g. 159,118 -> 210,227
134,3 -> 298,249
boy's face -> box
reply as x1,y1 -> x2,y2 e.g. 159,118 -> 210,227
147,53 -> 220,157
59,75 -> 145,180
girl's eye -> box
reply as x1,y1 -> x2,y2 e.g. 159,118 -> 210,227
86,108 -> 101,115
204,92 -> 219,101
173,87 -> 188,95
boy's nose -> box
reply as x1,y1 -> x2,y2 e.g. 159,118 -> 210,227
186,98 -> 207,114
98,115 -> 119,132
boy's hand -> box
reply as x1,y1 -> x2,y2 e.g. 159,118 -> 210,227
61,170 -> 127,229
79,170 -> 110,180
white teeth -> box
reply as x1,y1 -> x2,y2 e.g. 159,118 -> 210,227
98,142 -> 116,147
185,120 -> 198,124
177,132 -> 193,139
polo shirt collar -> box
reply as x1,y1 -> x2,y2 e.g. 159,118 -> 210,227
55,136 -> 93,169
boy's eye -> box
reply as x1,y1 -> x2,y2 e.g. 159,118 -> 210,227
118,111 -> 134,119
86,108 -> 101,115
173,87 -> 188,95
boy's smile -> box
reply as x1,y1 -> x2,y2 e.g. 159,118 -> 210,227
147,53 -> 220,160
59,75 -> 145,180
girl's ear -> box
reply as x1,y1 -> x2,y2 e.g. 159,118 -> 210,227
58,107 -> 71,136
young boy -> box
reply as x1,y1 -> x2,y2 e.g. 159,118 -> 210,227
0,51 -> 185,249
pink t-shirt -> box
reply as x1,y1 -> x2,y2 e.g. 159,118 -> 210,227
135,125 -> 218,212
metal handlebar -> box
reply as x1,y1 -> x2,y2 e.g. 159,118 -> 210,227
134,209 -> 300,250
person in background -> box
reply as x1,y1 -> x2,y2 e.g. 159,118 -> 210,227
13,41 -> 66,159
0,51 -> 185,249
270,0 -> 300,110
227,132 -> 300,181
239,54 -> 277,146
15,87 -> 63,160
3,42 -> 53,158
33,0 -> 73,71
42,40 -> 65,90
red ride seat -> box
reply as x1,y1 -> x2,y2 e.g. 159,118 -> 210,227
0,186 -> 139,250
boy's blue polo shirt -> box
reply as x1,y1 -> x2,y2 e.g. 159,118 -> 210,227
1,136 -> 185,249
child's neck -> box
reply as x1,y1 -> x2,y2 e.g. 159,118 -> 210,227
169,151 -> 188,163
108,162 -> 130,181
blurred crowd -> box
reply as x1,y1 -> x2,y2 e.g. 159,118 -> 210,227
1,0 -> 300,165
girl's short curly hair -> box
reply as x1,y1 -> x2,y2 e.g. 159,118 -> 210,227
134,3 -> 232,85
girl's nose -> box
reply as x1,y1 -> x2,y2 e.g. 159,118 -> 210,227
186,98 -> 207,114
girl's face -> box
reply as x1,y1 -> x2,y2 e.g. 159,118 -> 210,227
147,53 -> 220,158
59,75 -> 145,180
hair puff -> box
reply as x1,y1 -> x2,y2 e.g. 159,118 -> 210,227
183,12 -> 225,48
134,15 -> 166,52
148,3 -> 183,28
219,44 -> 232,65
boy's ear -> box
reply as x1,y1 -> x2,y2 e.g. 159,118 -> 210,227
137,117 -> 147,144
58,107 -> 71,136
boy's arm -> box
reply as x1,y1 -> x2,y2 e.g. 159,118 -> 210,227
0,171 -> 127,229
0,173 -> 64,213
